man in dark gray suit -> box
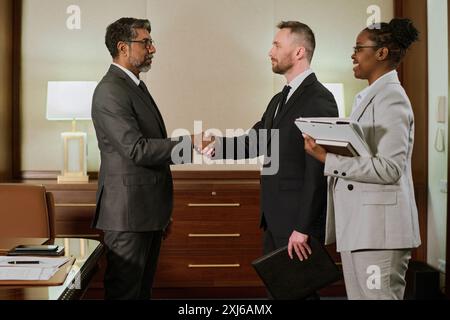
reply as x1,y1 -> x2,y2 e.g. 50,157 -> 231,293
91,17 -> 208,300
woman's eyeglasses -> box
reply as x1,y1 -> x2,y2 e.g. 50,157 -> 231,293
353,45 -> 379,54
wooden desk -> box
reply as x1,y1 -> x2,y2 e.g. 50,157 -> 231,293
0,238 -> 104,300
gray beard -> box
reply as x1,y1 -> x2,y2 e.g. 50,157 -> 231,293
138,64 -> 151,73
129,56 -> 152,73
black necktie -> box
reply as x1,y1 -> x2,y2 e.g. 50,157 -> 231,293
275,85 -> 291,120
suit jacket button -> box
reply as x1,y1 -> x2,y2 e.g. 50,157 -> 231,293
334,170 -> 339,175
348,184 -> 354,191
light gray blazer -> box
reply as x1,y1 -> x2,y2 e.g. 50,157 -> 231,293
324,71 -> 421,252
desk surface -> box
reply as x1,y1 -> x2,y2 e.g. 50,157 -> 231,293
0,238 -> 104,300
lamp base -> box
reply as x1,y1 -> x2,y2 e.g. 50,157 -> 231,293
57,175 -> 89,184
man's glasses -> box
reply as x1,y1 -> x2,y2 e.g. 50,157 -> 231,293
128,38 -> 155,48
353,45 -> 379,54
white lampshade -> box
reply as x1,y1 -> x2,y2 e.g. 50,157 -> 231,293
46,81 -> 97,120
323,83 -> 345,117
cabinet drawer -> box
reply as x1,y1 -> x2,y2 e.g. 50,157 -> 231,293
51,190 -> 97,204
55,221 -> 102,239
173,191 -> 259,221
162,220 -> 262,250
154,249 -> 264,287
54,207 -> 96,221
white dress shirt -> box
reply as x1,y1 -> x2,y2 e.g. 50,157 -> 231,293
274,68 -> 314,117
286,68 -> 314,102
112,62 -> 140,86
352,70 -> 397,113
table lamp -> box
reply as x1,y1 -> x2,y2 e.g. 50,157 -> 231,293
323,83 -> 345,117
46,81 -> 97,183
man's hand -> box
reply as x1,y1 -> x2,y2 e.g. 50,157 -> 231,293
191,132 -> 215,154
288,230 -> 312,261
303,134 -> 327,163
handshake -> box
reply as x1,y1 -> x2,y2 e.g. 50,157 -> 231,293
190,132 -> 216,157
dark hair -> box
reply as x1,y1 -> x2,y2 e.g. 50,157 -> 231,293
105,17 -> 151,58
365,18 -> 419,67
277,21 -> 316,63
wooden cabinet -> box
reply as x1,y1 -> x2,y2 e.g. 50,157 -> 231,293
154,175 -> 265,298
23,171 -> 345,299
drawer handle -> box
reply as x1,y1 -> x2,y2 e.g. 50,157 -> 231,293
55,204 -> 96,207
188,234 -> 241,238
188,264 -> 241,268
188,203 -> 241,207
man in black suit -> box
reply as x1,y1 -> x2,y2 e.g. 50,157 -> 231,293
91,18 -> 208,300
211,21 -> 338,266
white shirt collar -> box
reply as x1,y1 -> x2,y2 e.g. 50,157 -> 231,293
112,62 -> 141,86
353,70 -> 397,112
286,68 -> 314,101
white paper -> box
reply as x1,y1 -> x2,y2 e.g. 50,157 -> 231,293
0,256 -> 69,268
0,267 -> 58,280
0,256 -> 70,280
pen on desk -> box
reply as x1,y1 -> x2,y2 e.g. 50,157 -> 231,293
7,261 -> 41,264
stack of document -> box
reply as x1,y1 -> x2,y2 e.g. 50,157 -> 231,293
0,256 -> 70,281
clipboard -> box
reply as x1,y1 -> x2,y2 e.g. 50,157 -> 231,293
0,258 -> 75,287
295,117 -> 372,157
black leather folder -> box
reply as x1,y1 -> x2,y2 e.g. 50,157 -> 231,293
252,237 -> 341,299
7,245 -> 65,256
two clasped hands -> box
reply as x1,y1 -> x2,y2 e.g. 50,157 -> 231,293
190,132 -> 216,157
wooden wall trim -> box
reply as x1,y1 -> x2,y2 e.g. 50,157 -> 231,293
395,0 -> 429,262
12,0 -> 22,180
395,0 -> 404,83
19,170 -> 261,181
0,0 -> 14,181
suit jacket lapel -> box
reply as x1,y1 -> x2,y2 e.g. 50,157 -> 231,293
136,81 -> 168,137
264,99 -> 278,130
109,65 -> 168,137
351,71 -> 401,122
272,73 -> 316,128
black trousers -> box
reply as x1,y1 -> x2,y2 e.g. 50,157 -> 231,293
263,229 -> 320,300
103,230 -> 163,300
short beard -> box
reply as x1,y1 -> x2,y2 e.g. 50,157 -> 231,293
272,60 -> 293,75
129,56 -> 152,73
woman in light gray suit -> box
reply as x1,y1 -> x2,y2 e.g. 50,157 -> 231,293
303,19 -> 421,299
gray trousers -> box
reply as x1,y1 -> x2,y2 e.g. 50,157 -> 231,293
340,249 -> 411,300
103,230 -> 163,300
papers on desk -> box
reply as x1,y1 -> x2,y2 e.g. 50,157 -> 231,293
0,256 -> 70,281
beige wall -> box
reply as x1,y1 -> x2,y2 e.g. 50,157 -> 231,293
21,0 -> 394,172
21,0 -> 147,172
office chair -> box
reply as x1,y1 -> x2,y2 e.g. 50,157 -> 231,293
0,184 -> 56,238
